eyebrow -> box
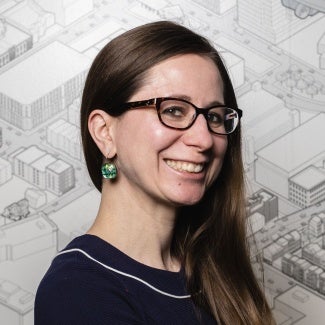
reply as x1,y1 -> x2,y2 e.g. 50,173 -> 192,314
168,94 -> 225,107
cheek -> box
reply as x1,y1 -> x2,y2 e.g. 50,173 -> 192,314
214,136 -> 228,158
116,113 -> 173,158
210,137 -> 228,175
145,119 -> 181,150
152,127 -> 165,138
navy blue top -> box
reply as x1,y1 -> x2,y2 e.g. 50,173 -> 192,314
35,234 -> 216,324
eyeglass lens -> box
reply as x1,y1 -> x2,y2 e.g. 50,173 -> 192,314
158,99 -> 238,135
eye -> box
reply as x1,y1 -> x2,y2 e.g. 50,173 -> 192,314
207,112 -> 223,124
160,106 -> 186,118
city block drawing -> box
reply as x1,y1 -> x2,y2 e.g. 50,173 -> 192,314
0,0 -> 324,324
281,0 -> 325,19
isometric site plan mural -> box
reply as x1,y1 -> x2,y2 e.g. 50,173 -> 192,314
0,0 -> 324,324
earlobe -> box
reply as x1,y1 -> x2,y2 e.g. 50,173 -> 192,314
88,109 -> 116,157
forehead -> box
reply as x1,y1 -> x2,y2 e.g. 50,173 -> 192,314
132,54 -> 224,103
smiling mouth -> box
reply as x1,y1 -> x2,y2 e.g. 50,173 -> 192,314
165,159 -> 204,173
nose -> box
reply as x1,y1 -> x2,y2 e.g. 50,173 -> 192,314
182,114 -> 214,150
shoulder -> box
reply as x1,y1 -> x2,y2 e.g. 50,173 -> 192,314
35,237 -> 145,324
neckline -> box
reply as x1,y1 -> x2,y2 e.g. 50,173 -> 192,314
64,234 -> 189,297
82,233 -> 183,275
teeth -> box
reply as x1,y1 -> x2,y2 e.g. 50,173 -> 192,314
166,160 -> 204,173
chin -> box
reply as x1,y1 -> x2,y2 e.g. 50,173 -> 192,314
170,193 -> 205,207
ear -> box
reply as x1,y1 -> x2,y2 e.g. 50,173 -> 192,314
88,109 -> 117,158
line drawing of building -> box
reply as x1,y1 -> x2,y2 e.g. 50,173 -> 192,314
48,188 -> 100,250
215,35 -> 278,76
67,98 -> 81,127
25,188 -> 47,210
0,279 -> 34,325
218,50 -> 245,89
302,243 -> 325,269
318,32 -> 325,69
0,157 -> 12,185
36,0 -> 94,27
69,18 -> 124,54
47,119 -> 82,160
289,165 -> 325,208
0,1 -> 324,324
273,285 -> 325,324
255,113 -> 325,199
0,18 -> 33,68
247,189 -> 279,223
1,0 -> 55,43
0,212 -> 57,324
10,146 -> 55,189
0,212 -> 57,262
159,5 -> 186,23
9,145 -> 75,196
281,0 -> 325,19
239,83 -> 300,168
237,0 -> 322,44
46,159 -> 75,196
308,212 -> 325,239
246,188 -> 279,237
282,251 -> 325,293
263,230 -> 301,264
276,14 -> 325,71
191,0 -> 236,14
0,41 -> 91,130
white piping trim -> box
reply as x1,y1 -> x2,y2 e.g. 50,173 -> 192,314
57,248 -> 191,299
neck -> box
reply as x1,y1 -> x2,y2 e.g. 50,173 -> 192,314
87,181 -> 180,272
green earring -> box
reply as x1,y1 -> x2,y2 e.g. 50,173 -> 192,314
101,162 -> 117,179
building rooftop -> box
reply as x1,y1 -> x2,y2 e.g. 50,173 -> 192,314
3,0 -> 53,29
57,120 -> 79,137
264,242 -> 282,255
49,189 -> 100,249
239,87 -> 285,128
258,189 -> 273,201
0,279 -> 34,313
304,243 -> 321,254
47,159 -> 71,174
70,18 -> 123,52
215,35 -> 277,75
31,154 -> 56,172
220,50 -> 243,67
15,146 -> 45,164
309,214 -> 322,224
244,107 -> 295,147
290,165 -> 325,189
256,114 -> 325,173
0,22 -> 30,55
48,119 -> 67,131
0,41 -> 91,103
0,214 -> 55,246
316,211 -> 325,220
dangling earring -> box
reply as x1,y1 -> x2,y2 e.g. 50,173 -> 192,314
101,152 -> 117,180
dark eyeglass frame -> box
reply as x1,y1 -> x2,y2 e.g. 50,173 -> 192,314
120,97 -> 243,135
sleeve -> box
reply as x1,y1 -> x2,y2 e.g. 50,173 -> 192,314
34,267 -> 145,325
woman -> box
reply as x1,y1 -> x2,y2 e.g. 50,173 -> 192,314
35,21 -> 274,324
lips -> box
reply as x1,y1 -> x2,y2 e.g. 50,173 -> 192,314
165,159 -> 204,173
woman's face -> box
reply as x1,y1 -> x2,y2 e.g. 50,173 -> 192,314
113,54 -> 228,207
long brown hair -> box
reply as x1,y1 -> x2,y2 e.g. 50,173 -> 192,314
80,21 -> 274,324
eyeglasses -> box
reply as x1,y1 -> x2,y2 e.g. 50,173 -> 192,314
121,97 -> 242,135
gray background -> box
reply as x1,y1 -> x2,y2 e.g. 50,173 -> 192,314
0,0 -> 324,324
